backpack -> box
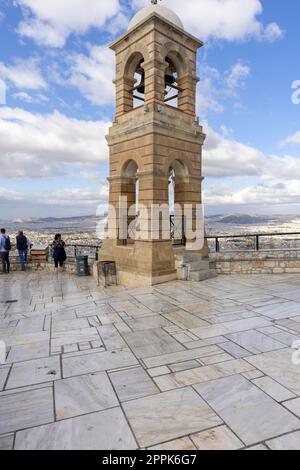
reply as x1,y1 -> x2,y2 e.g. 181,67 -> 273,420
4,236 -> 11,251
17,235 -> 28,251
53,242 -> 67,262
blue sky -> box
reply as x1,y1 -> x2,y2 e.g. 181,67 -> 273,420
0,0 -> 299,219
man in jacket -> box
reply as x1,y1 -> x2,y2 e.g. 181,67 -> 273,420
0,228 -> 10,274
16,231 -> 28,271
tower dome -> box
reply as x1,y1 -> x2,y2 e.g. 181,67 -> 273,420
128,4 -> 184,31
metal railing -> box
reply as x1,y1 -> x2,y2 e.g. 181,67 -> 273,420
52,244 -> 102,260
45,232 -> 300,258
170,215 -> 186,246
206,232 -> 300,253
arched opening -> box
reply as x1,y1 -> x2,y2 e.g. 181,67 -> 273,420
124,53 -> 145,110
168,169 -> 175,216
164,57 -> 179,108
168,160 -> 188,245
121,160 -> 139,245
133,59 -> 145,108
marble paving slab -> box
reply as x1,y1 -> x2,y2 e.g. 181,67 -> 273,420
6,340 -> 49,363
55,372 -> 118,420
0,366 -> 10,391
190,317 -> 271,339
97,325 -> 127,350
154,359 -> 254,391
15,407 -> 137,450
62,348 -> 139,377
51,327 -> 100,350
0,387 -> 54,434
3,331 -> 49,348
169,360 -> 201,373
246,444 -> 268,450
148,366 -> 170,377
14,316 -> 45,335
162,310 -> 209,329
123,328 -> 184,359
225,330 -> 286,354
246,348 -> 300,395
191,425 -> 243,450
6,355 -> 61,389
148,436 -> 197,450
266,430 -> 300,450
282,397 -> 300,417
201,353 -> 233,365
52,317 -> 89,333
219,341 -> 251,358
253,301 -> 300,320
0,434 -> 14,450
142,345 -> 221,369
109,367 -> 159,402
194,375 -> 300,446
122,387 -> 222,448
270,331 -> 300,347
124,315 -> 172,331
252,376 -> 296,402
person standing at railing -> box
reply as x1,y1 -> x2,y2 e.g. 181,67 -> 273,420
16,231 -> 28,271
51,234 -> 67,276
0,228 -> 11,274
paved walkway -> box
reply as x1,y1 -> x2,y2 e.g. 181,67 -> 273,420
0,271 -> 300,450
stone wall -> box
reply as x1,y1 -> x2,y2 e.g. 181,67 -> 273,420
209,249 -> 300,274
6,255 -> 89,275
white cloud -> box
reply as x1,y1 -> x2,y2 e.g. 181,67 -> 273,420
12,91 -> 35,103
0,57 -> 47,90
0,188 -> 25,202
198,62 -> 251,116
198,66 -> 224,115
284,131 -> 300,146
203,124 -> 300,181
133,0 -> 283,43
12,91 -> 49,104
40,187 -> 108,207
204,180 -> 300,206
0,107 -> 109,179
226,62 -> 251,90
16,0 -> 122,47
263,22 -> 284,42
66,45 -> 115,106
0,186 -> 109,217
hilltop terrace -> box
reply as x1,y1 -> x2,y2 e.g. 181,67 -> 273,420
0,269 -> 300,450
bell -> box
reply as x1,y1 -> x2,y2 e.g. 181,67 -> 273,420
165,72 -> 176,88
136,71 -> 145,95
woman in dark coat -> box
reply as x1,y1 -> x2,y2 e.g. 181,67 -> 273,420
52,233 -> 67,274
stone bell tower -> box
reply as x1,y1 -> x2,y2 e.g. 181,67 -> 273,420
99,2 -> 207,287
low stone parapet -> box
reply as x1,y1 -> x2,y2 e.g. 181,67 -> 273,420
5,254 -> 79,274
209,249 -> 300,274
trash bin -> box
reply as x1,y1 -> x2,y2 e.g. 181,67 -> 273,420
98,261 -> 117,287
76,255 -> 89,276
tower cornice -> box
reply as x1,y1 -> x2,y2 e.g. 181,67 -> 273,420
109,13 -> 203,51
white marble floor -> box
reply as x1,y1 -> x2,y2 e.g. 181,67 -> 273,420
0,271 -> 300,450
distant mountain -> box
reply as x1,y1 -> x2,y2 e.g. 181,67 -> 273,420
10,215 -> 106,224
217,215 -> 268,225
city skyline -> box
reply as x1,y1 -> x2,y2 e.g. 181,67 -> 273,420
0,0 -> 299,218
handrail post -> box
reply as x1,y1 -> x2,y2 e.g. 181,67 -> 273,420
255,235 -> 259,251
74,245 -> 77,257
216,238 -> 220,252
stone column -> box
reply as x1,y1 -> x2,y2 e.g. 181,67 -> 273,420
142,59 -> 168,106
114,76 -> 136,118
177,74 -> 198,116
